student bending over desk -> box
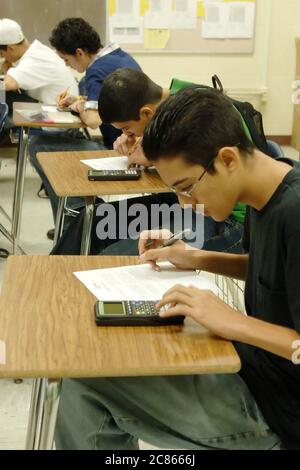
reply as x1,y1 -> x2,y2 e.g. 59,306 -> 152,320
0,18 -> 78,132
52,69 -> 244,256
28,18 -> 141,224
55,88 -> 300,450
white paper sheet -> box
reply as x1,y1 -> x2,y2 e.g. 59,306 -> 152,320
81,156 -> 129,170
42,105 -> 59,113
144,0 -> 172,29
202,2 -> 227,38
74,262 -> 218,301
15,108 -> 80,124
227,2 -> 255,39
202,1 -> 255,39
171,0 -> 197,30
110,0 -> 143,43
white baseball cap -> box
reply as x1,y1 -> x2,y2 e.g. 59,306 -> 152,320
0,19 -> 24,45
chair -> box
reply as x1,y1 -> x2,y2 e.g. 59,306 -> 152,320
266,140 -> 285,160
0,103 -> 11,258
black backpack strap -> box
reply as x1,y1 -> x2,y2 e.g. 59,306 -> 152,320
212,75 -> 224,92
231,99 -> 270,155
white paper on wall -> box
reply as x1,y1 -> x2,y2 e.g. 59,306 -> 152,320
171,0 -> 198,30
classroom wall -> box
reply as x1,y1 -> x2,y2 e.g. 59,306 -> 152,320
130,0 -> 299,137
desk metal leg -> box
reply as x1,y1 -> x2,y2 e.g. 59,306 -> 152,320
26,378 -> 62,450
25,378 -> 45,450
80,196 -> 95,255
38,379 -> 62,450
11,127 -> 29,254
53,197 -> 67,246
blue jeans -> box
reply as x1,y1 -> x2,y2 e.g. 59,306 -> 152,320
28,132 -> 106,220
51,193 -> 244,255
55,374 -> 280,450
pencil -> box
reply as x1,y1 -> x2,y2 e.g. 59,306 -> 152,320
58,87 -> 70,104
128,137 -> 142,156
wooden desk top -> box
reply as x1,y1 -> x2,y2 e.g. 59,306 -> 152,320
37,150 -> 169,197
0,256 -> 240,379
13,102 -> 85,129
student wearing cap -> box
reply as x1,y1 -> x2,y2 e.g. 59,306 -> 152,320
0,18 -> 78,115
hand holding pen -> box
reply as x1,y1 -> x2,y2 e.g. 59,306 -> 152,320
138,229 -> 198,272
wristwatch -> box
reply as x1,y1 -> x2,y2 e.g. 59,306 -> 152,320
83,100 -> 98,112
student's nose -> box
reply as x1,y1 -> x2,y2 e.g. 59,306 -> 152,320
177,194 -> 192,208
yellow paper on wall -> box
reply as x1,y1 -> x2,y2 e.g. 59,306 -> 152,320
197,1 -> 205,17
109,0 -> 116,16
140,0 -> 149,16
144,29 -> 170,49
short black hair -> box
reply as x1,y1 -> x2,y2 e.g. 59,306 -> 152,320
98,68 -> 163,123
142,88 -> 255,170
49,18 -> 102,55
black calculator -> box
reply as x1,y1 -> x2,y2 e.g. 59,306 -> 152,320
94,301 -> 185,326
87,169 -> 141,181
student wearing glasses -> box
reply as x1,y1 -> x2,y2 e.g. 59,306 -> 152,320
55,88 -> 300,450
52,68 -> 244,256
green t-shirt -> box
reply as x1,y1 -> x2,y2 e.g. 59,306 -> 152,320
169,77 -> 247,224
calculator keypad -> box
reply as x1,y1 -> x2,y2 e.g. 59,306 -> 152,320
127,301 -> 159,316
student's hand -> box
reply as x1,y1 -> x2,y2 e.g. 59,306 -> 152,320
1,60 -> 13,74
127,146 -> 151,168
113,134 -> 135,155
56,92 -> 77,107
139,229 -> 198,271
69,99 -> 85,114
157,285 -> 245,341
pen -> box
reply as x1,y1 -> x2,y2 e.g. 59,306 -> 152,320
145,229 -> 192,249
128,137 -> 142,156
58,87 -> 70,104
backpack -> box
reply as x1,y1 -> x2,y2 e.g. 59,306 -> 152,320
170,75 -> 270,156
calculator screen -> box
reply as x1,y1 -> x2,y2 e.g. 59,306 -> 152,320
103,302 -> 125,315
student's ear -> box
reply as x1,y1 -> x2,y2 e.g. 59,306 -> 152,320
217,147 -> 239,173
139,105 -> 155,123
75,48 -> 85,58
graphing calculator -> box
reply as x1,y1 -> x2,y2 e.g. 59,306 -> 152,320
94,301 -> 185,326
87,169 -> 141,181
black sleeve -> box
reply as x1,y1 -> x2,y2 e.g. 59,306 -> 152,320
285,230 -> 300,332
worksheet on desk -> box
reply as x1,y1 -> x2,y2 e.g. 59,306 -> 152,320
74,262 -> 218,301
81,156 -> 129,170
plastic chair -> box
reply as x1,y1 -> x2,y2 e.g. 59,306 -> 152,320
0,103 -> 11,258
266,140 -> 284,160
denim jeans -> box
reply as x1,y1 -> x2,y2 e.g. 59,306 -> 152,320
2,90 -> 39,131
51,193 -> 244,255
28,132 -> 106,220
55,374 -> 280,450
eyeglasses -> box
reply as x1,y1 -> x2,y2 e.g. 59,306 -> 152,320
170,157 -> 216,198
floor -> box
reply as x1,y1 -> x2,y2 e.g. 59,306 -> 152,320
0,144 -> 299,449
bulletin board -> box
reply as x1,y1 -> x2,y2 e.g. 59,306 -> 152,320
107,0 -> 256,54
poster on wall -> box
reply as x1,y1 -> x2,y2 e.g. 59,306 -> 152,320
107,0 -> 256,53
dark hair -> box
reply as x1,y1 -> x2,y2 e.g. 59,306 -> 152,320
98,68 -> 163,123
142,88 -> 255,170
49,18 -> 102,55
